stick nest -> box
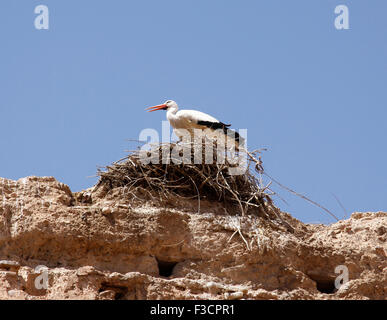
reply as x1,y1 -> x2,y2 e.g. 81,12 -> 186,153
96,142 -> 278,220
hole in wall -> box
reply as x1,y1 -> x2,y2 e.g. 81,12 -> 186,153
99,283 -> 128,300
315,279 -> 336,294
156,258 -> 178,277
308,274 -> 337,294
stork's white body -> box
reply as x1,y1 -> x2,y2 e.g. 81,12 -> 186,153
167,109 -> 219,132
146,100 -> 242,146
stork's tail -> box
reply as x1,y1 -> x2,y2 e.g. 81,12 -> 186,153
224,128 -> 245,146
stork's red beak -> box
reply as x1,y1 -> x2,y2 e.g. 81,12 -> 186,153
145,104 -> 167,112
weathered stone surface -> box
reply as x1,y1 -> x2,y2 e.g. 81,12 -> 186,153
0,176 -> 385,300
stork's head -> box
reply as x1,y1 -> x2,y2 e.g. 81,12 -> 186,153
146,100 -> 178,112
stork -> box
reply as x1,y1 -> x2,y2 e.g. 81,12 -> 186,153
145,100 -> 243,147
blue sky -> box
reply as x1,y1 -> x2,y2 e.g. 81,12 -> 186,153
0,1 -> 386,224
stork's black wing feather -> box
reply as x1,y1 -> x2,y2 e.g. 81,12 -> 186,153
197,121 -> 231,130
197,121 -> 242,144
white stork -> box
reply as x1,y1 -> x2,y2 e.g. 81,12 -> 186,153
145,100 -> 243,146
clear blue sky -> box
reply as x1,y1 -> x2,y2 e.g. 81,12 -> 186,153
1,1 -> 386,224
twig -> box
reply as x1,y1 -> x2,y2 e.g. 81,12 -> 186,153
331,193 -> 348,219
263,172 -> 339,222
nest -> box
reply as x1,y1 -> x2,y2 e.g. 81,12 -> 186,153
95,141 -> 283,220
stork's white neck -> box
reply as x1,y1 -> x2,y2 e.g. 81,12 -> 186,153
166,104 -> 179,120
